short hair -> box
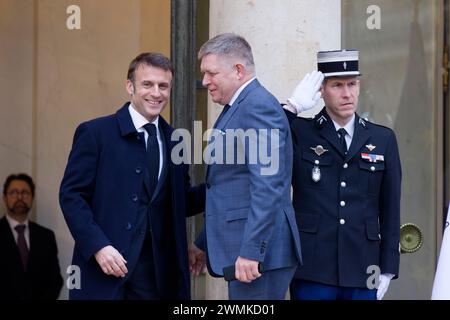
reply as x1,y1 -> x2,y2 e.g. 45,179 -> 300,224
3,173 -> 35,197
198,33 -> 255,73
322,75 -> 360,85
127,52 -> 174,83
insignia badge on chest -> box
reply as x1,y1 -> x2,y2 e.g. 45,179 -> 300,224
310,145 -> 329,156
365,144 -> 376,151
361,153 -> 384,162
312,166 -> 321,182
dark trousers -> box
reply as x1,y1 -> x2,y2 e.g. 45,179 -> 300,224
115,234 -> 159,300
290,279 -> 376,300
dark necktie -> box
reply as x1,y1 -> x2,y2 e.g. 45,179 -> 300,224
15,224 -> 29,270
337,128 -> 348,155
213,104 -> 231,128
143,123 -> 160,197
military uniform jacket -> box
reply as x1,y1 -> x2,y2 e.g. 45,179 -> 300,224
286,107 -> 401,288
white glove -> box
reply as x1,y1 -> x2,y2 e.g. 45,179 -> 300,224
286,70 -> 324,114
377,273 -> 394,300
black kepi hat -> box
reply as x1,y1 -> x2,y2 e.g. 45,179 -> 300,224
317,49 -> 361,78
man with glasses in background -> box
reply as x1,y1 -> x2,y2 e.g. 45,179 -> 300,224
0,173 -> 63,299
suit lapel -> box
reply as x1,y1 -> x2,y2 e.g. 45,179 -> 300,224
317,109 -> 370,161
206,79 -> 260,181
150,123 -> 169,203
345,114 -> 370,162
316,110 -> 345,156
217,79 -> 260,132
27,222 -> 38,271
0,217 -> 26,272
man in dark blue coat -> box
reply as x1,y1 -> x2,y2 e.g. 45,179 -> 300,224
59,52 -> 205,300
284,50 -> 401,300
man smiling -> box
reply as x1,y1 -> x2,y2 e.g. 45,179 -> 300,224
60,52 -> 205,299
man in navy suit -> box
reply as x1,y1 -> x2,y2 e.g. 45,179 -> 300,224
284,50 -> 401,300
59,52 -> 205,299
190,33 -> 302,300
1,173 -> 63,299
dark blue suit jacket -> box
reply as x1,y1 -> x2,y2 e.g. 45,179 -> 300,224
286,107 -> 401,288
59,103 -> 204,299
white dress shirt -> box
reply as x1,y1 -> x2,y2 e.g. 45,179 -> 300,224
129,104 -> 163,179
228,77 -> 257,107
5,214 -> 30,248
332,114 -> 355,150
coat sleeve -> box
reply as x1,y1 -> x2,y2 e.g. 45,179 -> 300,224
237,99 -> 290,262
184,164 -> 206,217
379,130 -> 402,277
59,122 -> 111,261
283,104 -> 298,124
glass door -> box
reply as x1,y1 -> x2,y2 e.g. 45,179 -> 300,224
342,0 -> 444,299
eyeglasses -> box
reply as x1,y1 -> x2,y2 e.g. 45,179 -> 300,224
7,189 -> 32,199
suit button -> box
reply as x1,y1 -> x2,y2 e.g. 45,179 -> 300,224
206,183 -> 211,189
340,201 -> 346,207
125,223 -> 132,230
135,166 -> 142,174
131,194 -> 138,202
340,219 -> 346,225
136,134 -> 141,140
343,163 -> 348,169
340,182 -> 346,187
314,160 -> 320,165
260,248 -> 265,254
370,166 -> 376,172
139,229 -> 146,235
378,233 -> 381,239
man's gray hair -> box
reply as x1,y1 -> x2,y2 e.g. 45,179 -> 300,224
198,33 -> 255,73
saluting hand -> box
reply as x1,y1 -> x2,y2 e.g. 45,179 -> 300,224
285,70 -> 324,114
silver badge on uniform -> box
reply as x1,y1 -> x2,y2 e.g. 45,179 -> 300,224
366,144 -> 376,151
310,145 -> 329,156
312,166 -> 321,182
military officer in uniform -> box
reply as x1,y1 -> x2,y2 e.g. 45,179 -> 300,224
283,50 -> 402,300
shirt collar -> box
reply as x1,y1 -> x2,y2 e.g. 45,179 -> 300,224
332,113 -> 355,139
228,77 -> 256,107
128,103 -> 159,132
5,214 -> 29,230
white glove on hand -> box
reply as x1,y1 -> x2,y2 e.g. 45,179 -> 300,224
377,273 -> 394,300
286,70 -> 324,114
